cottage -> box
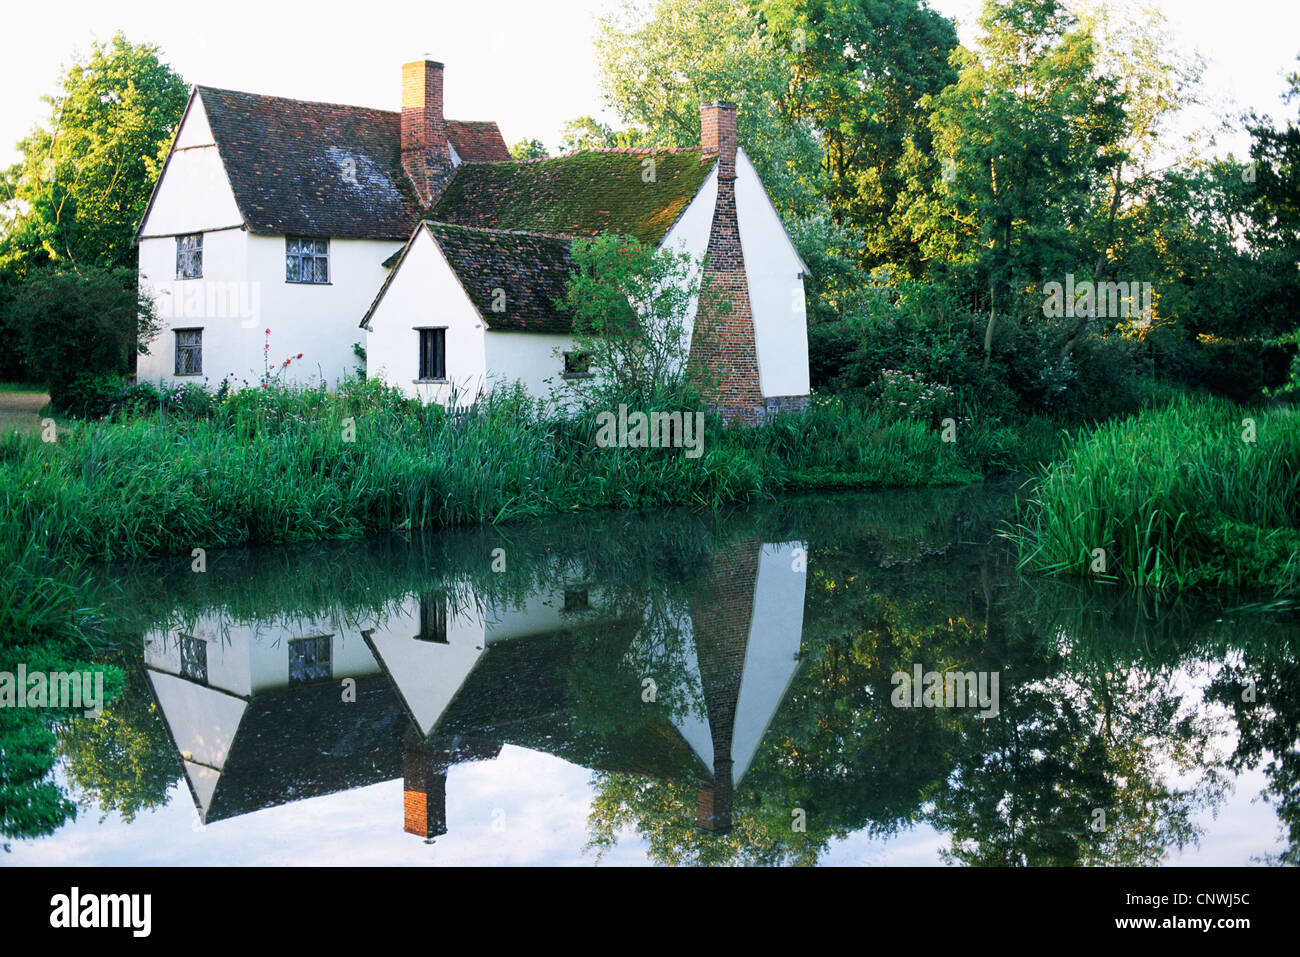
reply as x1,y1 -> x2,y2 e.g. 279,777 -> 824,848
137,60 -> 810,421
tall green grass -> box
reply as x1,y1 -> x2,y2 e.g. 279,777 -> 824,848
0,380 -> 989,565
1005,395 -> 1300,595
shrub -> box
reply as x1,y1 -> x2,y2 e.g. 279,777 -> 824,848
10,265 -> 160,409
56,372 -> 128,419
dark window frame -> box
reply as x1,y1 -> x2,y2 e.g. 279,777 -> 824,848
416,327 -> 447,382
563,588 -> 591,613
178,634 -> 208,685
563,351 -> 593,378
415,592 -> 449,643
288,635 -> 333,685
176,233 -> 203,280
285,236 -> 330,284
174,328 -> 203,376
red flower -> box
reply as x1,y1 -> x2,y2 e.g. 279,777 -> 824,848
297,353 -> 303,359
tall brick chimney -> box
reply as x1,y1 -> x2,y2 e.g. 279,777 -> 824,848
691,102 -> 763,423
700,101 -> 738,179
401,59 -> 455,206
689,540 -> 760,834
402,727 -> 449,842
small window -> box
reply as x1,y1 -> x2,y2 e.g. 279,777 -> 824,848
175,329 -> 202,376
288,636 -> 333,685
179,635 -> 208,685
415,592 -> 448,643
286,237 -> 329,283
418,328 -> 446,381
563,352 -> 592,377
176,234 -> 203,279
563,588 -> 590,613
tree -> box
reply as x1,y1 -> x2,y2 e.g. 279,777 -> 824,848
508,138 -> 549,161
0,33 -> 188,275
899,0 -> 1125,369
11,264 -> 161,405
561,232 -> 717,402
557,116 -> 648,153
761,0 -> 960,271
595,0 -> 824,218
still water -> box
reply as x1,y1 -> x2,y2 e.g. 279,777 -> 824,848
4,484 -> 1296,865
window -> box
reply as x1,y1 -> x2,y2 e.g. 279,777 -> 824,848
563,352 -> 592,377
176,234 -> 203,279
563,588 -> 590,613
288,636 -> 333,685
418,328 -> 446,381
286,237 -> 329,283
178,635 -> 208,685
174,329 -> 202,376
415,592 -> 448,643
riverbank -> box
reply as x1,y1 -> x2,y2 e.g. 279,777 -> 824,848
1007,394 -> 1299,596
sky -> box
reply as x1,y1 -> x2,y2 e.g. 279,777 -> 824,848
0,0 -> 1296,167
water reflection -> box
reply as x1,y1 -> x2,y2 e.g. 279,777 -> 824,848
14,485 -> 1299,865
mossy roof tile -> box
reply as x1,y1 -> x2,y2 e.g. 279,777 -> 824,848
431,149 -> 718,246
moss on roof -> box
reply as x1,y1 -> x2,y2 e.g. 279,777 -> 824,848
432,149 -> 718,246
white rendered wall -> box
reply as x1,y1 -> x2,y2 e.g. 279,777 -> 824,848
735,148 -> 810,399
365,227 -> 488,405
363,589 -> 487,735
143,615 -> 381,700
248,233 -> 399,389
656,164 -> 718,364
483,331 -> 576,401
137,228 -> 251,386
137,93 -> 402,390
138,96 -> 243,237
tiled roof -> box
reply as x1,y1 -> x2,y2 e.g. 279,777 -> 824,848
426,223 -> 575,334
196,86 -> 508,240
432,149 -> 718,246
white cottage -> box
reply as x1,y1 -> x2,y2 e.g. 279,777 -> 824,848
137,60 -> 811,421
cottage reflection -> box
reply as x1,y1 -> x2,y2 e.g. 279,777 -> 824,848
142,539 -> 808,840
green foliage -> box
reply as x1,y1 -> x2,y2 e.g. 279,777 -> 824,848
9,264 -> 161,407
595,0 -> 825,218
1007,396 -> 1300,595
508,137 -> 549,160
0,32 -> 187,275
557,116 -> 647,153
561,233 -> 712,403
761,0 -> 960,271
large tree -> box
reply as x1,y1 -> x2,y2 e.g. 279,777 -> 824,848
761,0 -> 960,272
0,32 -> 188,276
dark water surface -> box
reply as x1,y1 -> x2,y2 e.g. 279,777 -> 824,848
5,484 -> 1296,865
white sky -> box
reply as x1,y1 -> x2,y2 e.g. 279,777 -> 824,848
0,0 -> 1295,167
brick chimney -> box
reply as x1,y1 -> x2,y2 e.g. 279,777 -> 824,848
689,540 -> 760,834
402,727 -> 449,842
401,59 -> 455,206
700,101 -> 738,179
690,101 -> 763,423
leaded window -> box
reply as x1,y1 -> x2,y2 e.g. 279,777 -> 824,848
176,234 -> 203,279
175,329 -> 202,376
288,636 -> 333,684
179,635 -> 208,685
286,237 -> 329,283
